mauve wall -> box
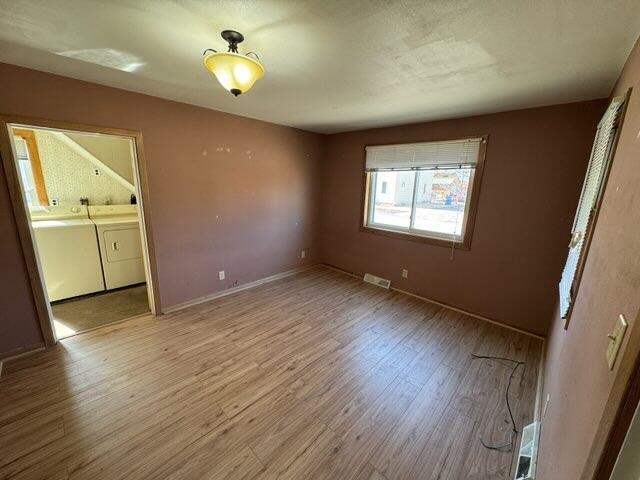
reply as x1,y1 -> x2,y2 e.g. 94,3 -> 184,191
320,100 -> 606,336
0,63 -> 323,356
537,38 -> 640,479
0,159 -> 43,353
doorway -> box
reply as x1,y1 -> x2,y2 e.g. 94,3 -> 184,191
1,118 -> 159,342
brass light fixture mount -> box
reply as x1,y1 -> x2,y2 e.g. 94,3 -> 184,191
203,29 -> 264,97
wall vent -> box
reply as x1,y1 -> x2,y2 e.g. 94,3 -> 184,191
515,421 -> 539,479
363,273 -> 391,289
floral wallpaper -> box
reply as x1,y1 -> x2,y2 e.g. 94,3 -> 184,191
35,130 -> 132,206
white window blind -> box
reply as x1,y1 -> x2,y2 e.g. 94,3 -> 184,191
365,137 -> 483,171
558,96 -> 625,319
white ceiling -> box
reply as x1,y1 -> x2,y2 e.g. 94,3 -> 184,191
0,0 -> 639,133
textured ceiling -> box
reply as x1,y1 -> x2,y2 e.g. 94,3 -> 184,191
0,0 -> 639,133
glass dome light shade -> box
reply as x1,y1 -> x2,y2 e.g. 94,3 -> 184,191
203,52 -> 264,96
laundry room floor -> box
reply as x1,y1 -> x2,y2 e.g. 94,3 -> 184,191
51,284 -> 150,338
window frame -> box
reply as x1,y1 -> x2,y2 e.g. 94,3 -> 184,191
360,134 -> 488,250
560,89 -> 631,329
12,128 -> 49,206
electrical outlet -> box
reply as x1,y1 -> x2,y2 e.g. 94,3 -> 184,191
401,269 -> 408,278
301,250 -> 306,259
607,314 -> 628,370
218,270 -> 225,281
93,168 -> 100,176
50,198 -> 59,206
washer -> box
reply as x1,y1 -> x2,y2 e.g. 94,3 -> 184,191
30,205 -> 105,302
89,205 -> 146,290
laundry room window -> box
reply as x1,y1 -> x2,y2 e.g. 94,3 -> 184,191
12,128 -> 49,206
361,136 -> 488,250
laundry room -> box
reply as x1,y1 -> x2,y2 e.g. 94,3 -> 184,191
11,125 -> 152,339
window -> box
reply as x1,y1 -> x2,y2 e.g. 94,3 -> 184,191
12,128 -> 48,206
362,136 -> 487,249
558,93 -> 627,324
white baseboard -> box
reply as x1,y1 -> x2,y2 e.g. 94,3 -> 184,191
393,286 -> 545,340
321,263 -> 545,341
0,343 -> 46,364
163,264 -> 317,314
534,341 -> 547,422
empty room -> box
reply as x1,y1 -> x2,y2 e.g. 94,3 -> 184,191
1,1 -> 640,479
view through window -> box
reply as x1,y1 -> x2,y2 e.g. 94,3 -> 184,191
363,137 -> 485,245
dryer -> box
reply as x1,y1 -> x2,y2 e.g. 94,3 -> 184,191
30,205 -> 105,301
89,205 -> 146,290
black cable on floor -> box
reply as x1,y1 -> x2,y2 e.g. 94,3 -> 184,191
471,353 -> 525,452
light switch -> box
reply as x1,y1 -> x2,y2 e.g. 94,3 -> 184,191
607,314 -> 628,370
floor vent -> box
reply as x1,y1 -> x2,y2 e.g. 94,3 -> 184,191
515,421 -> 539,479
363,273 -> 391,289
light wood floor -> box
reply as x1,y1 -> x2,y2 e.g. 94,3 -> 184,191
0,266 -> 542,480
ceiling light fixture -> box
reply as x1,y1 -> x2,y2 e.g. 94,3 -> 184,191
203,30 -> 264,97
